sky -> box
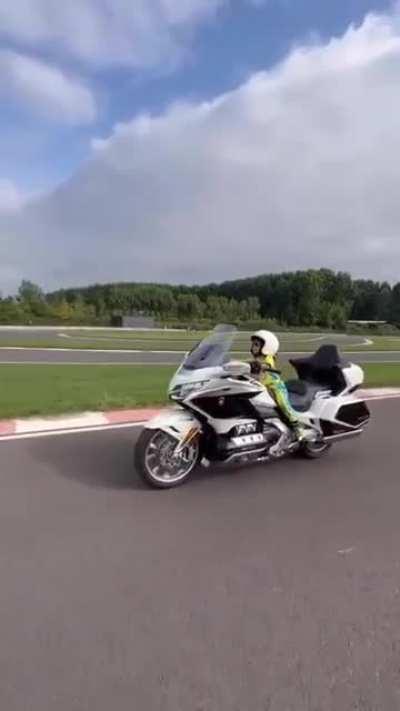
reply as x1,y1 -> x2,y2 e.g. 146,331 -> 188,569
0,0 -> 398,293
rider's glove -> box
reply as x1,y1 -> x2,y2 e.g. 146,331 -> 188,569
250,360 -> 262,375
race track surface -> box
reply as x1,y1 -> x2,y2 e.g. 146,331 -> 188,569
0,347 -> 399,364
0,400 -> 399,710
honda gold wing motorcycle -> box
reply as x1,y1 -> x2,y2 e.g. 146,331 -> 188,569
134,325 -> 370,488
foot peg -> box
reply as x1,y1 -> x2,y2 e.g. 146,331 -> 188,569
270,431 -> 294,458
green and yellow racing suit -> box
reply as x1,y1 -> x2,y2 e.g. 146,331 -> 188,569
258,354 -> 300,428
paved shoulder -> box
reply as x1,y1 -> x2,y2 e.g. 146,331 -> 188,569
1,347 -> 400,365
0,401 -> 399,710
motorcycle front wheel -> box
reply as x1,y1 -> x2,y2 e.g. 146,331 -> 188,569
134,428 -> 201,489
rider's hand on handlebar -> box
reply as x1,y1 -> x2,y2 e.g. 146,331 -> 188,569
249,360 -> 262,375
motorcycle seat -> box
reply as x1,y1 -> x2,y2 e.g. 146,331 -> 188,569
285,380 -> 324,413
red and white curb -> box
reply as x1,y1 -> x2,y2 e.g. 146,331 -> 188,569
0,408 -> 161,441
0,389 -> 399,442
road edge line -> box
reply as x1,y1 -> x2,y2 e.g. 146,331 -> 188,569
1,389 -> 400,442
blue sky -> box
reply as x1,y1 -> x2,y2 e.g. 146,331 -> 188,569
0,0 -> 393,195
2,0 -> 400,291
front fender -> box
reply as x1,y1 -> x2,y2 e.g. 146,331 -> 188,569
145,407 -> 202,441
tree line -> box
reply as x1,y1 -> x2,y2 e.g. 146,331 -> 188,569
205,270 -> 400,329
0,280 -> 261,327
1,269 -> 400,329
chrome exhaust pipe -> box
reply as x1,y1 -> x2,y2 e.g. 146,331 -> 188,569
323,429 -> 363,443
224,447 -> 267,464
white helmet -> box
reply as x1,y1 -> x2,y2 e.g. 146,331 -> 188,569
251,330 -> 280,356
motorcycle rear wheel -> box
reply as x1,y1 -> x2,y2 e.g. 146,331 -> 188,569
298,440 -> 332,459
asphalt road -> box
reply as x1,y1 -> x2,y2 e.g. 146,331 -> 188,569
0,327 -> 398,364
0,328 -> 368,343
0,400 -> 400,710
0,347 -> 400,364
0,348 -> 180,364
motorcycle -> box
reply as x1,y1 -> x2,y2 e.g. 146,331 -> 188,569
134,325 -> 370,488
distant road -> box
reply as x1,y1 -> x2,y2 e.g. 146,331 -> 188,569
0,326 -> 186,337
0,326 -> 398,364
0,348 -> 399,365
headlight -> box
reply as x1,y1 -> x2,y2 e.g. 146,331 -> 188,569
170,381 -> 209,400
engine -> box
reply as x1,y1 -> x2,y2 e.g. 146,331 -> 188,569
211,421 -> 281,463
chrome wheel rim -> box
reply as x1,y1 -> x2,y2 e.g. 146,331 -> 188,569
305,439 -> 329,453
144,431 -> 199,484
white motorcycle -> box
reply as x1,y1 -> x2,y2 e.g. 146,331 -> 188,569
134,325 -> 370,488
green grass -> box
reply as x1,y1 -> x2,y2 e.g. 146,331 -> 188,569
359,364 -> 400,388
0,363 -> 399,420
2,331 -> 400,352
0,365 -> 175,419
348,337 -> 400,351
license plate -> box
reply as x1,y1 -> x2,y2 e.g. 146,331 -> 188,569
232,433 -> 264,447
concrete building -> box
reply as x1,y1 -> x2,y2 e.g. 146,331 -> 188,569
111,313 -> 156,328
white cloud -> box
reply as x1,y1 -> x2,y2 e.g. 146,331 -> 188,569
0,179 -> 24,213
2,11 -> 400,292
0,51 -> 96,125
0,0 -> 225,69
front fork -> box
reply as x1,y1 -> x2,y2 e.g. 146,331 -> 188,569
173,425 -> 202,456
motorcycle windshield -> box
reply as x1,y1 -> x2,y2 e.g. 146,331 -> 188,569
180,324 -> 237,371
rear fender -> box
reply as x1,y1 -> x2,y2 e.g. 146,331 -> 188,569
145,407 -> 202,441
293,394 -> 368,431
310,394 -> 366,423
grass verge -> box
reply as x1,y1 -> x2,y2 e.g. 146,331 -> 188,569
360,364 -> 400,388
0,365 -> 175,419
0,363 -> 399,420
